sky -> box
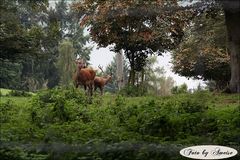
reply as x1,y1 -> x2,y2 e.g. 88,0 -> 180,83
89,43 -> 206,89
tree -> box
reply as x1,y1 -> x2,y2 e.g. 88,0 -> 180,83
0,0 -> 57,91
73,0 -> 192,85
74,0 -> 240,93
0,0 -> 42,61
104,54 -> 129,92
55,0 -> 68,39
221,1 -> 240,93
57,40 -> 75,86
17,3 -> 62,90
144,56 -> 175,96
0,0 -> 92,90
172,10 -> 230,90
0,60 -> 22,89
54,0 -> 92,64
185,0 -> 240,92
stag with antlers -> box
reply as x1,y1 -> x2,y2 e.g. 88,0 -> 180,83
94,65 -> 112,95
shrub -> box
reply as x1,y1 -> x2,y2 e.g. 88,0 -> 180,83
0,100 -> 14,123
0,146 -> 49,160
171,83 -> 188,94
30,87 -> 88,126
177,98 -> 208,113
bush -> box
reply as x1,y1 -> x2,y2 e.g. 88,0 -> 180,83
0,146 -> 49,160
30,87 -> 88,126
0,100 -> 14,123
171,83 -> 188,94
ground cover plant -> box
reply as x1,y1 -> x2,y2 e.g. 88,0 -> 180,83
0,88 -> 239,159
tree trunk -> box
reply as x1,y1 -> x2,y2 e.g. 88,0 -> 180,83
116,50 -> 124,90
140,69 -> 145,92
224,9 -> 240,93
141,69 -> 145,84
129,68 -> 136,86
128,52 -> 136,86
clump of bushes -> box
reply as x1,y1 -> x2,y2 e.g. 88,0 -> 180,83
30,87 -> 88,126
0,100 -> 14,123
108,92 -> 239,145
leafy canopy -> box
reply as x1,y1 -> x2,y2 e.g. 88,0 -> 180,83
73,0 -> 192,62
172,10 -> 230,88
73,0 -> 193,85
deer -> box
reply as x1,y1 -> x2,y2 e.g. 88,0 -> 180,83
73,58 -> 96,96
94,65 -> 112,95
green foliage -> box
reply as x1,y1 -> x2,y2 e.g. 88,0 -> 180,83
143,56 -> 175,96
0,0 -> 92,91
119,85 -> 147,97
0,0 -> 36,61
0,100 -> 14,123
171,83 -> 188,94
0,146 -> 49,160
0,0 -> 60,91
0,60 -> 23,90
172,11 -> 230,89
57,40 -> 76,86
0,90 -> 239,159
30,87 -> 87,126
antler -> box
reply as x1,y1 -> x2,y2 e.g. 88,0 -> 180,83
98,65 -> 104,73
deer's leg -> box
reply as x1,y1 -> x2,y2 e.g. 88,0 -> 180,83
75,81 -> 79,88
89,84 -> 93,96
83,85 -> 89,96
94,85 -> 98,91
100,87 -> 103,95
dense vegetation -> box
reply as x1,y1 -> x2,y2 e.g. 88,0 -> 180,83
0,88 -> 239,159
0,0 -> 91,91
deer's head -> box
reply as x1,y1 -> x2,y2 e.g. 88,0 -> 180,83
75,58 -> 86,69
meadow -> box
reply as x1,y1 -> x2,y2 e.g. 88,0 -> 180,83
0,88 -> 239,160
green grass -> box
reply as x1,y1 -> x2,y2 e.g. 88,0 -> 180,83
0,97 -> 31,106
0,88 -> 35,96
0,88 -> 12,96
